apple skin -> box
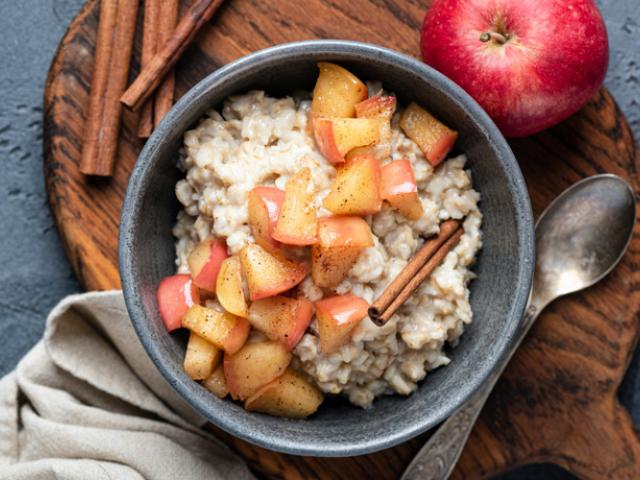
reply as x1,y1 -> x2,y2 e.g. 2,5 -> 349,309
421,0 -> 608,137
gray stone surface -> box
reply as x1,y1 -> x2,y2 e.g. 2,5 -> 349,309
0,0 -> 83,375
0,0 -> 636,477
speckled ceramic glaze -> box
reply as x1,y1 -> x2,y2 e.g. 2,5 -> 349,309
119,40 -> 534,457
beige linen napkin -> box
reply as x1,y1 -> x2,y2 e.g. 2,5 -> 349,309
0,291 -> 255,480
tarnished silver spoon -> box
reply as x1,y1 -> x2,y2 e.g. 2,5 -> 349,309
402,174 -> 636,480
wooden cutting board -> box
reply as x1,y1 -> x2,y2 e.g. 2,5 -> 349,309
43,0 -> 640,478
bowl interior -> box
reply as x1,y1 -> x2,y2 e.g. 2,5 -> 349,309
119,41 -> 534,456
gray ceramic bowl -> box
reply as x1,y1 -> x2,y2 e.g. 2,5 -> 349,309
119,40 -> 534,456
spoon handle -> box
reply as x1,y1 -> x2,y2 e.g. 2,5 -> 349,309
401,302 -> 543,480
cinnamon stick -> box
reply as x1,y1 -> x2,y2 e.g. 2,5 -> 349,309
369,219 -> 461,320
372,228 -> 464,325
153,0 -> 179,128
137,0 -> 161,138
80,0 -> 140,176
80,0 -> 117,173
121,0 -> 225,111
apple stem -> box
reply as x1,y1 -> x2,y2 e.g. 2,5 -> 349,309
480,31 -> 509,45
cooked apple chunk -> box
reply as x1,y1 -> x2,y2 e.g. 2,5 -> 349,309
316,294 -> 370,353
202,364 -> 229,399
248,186 -> 285,252
183,332 -> 221,381
380,159 -> 424,220
355,94 -> 397,119
239,244 -> 307,301
353,94 -> 396,160
223,341 -> 292,401
157,274 -> 200,332
312,117 -> 383,165
323,155 -> 382,215
182,305 -> 249,355
216,256 -> 248,318
311,62 -> 368,118
187,239 -> 229,292
311,216 -> 373,288
248,296 -> 313,351
245,368 -> 323,419
273,168 -> 318,246
399,102 -> 458,167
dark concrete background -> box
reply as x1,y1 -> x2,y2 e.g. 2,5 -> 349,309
0,1 -> 637,478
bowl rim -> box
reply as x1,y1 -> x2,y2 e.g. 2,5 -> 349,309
119,39 -> 535,456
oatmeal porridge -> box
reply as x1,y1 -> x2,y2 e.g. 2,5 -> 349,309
160,62 -> 482,413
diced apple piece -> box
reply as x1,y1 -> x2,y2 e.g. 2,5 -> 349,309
248,186 -> 285,252
223,341 -> 292,401
216,256 -> 248,318
311,62 -> 367,118
245,369 -> 323,419
311,216 -> 373,288
316,294 -> 369,353
380,159 -> 418,197
312,117 -> 383,165
354,94 -> 395,160
203,365 -> 229,399
323,155 -> 382,215
187,239 -> 229,292
355,94 -> 397,119
157,274 -> 200,332
399,102 -> 458,167
182,305 -> 249,354
248,296 -> 313,351
239,244 -> 307,301
380,159 -> 424,220
272,169 -> 318,246
183,331 -> 221,381
386,193 -> 423,220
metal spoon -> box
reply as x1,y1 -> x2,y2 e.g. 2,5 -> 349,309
402,174 -> 636,480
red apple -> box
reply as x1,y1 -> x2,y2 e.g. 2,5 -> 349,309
248,187 -> 285,252
311,216 -> 373,288
248,296 -> 313,351
272,168 -> 318,246
312,117 -> 383,165
223,341 -> 292,400
216,256 -> 248,318
355,95 -> 396,120
187,239 -> 229,292
421,0 -> 608,137
157,274 -> 200,332
202,365 -> 229,399
315,294 -> 369,353
181,305 -> 250,355
380,159 -> 424,220
244,368 -> 323,418
239,243 -> 307,301
323,155 -> 382,215
399,103 -> 458,166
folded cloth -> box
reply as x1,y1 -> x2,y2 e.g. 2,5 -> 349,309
0,291 -> 255,480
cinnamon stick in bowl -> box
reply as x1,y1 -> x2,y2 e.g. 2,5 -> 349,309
369,219 -> 463,326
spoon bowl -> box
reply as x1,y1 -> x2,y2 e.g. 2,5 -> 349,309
534,174 -> 636,307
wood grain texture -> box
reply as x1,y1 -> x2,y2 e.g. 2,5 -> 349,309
43,1 -> 640,478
